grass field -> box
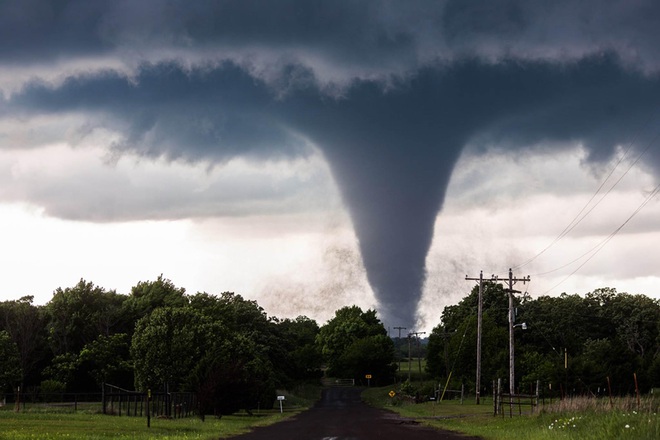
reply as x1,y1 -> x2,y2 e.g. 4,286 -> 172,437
362,386 -> 660,440
0,409 -> 298,439
396,357 -> 427,381
4,383 -> 659,439
0,384 -> 320,440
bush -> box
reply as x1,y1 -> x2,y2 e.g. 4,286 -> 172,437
399,380 -> 416,396
40,380 -> 66,395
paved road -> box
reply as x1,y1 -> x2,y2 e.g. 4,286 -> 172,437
228,387 -> 482,440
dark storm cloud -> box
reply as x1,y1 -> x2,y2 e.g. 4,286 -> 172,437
10,63 -> 308,162
0,0 -> 414,69
2,0 -> 660,327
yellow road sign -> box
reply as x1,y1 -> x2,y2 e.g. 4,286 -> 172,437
389,390 -> 396,398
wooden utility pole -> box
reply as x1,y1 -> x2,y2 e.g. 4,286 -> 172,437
493,269 -> 530,395
407,333 -> 412,381
465,271 -> 484,404
393,326 -> 407,375
409,331 -> 426,381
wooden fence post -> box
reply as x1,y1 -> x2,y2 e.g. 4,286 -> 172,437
534,380 -> 539,413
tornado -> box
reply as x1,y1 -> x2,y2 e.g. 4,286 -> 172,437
286,75 -> 471,328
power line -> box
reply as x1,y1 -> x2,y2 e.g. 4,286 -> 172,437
539,181 -> 660,294
514,121 -> 660,271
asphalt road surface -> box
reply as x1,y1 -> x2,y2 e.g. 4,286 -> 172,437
228,387 -> 482,440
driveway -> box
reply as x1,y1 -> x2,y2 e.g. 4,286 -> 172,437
228,387 -> 482,440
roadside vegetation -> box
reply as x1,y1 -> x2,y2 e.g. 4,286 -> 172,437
363,385 -> 660,439
0,407 -> 298,440
0,384 -> 320,440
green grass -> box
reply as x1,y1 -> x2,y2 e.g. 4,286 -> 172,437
0,410 -> 301,440
396,357 -> 427,381
0,385 -> 324,440
362,386 -> 660,440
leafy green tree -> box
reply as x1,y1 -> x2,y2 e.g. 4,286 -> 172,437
599,291 -> 660,358
78,333 -> 133,389
0,296 -> 48,387
189,291 -> 269,335
45,279 -> 125,356
193,332 -> 276,418
316,306 -> 395,381
133,294 -> 280,418
43,353 -> 79,390
0,331 -> 22,393
131,307 -> 212,391
336,334 -> 396,383
188,292 -> 286,413
273,316 -> 323,383
517,288 -> 660,394
190,291 -> 299,385
122,275 -> 187,331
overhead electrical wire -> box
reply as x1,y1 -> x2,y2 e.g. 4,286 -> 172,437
539,180 -> 660,294
513,120 -> 660,275
513,118 -> 660,272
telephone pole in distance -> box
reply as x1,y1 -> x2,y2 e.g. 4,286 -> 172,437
393,326 -> 407,375
465,270 -> 484,404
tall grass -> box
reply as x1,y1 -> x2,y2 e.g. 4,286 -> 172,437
540,395 -> 659,414
363,386 -> 660,440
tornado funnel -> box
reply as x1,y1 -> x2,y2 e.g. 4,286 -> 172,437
287,77 -> 467,328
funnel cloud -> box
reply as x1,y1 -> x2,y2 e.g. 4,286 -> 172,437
2,1 -> 660,328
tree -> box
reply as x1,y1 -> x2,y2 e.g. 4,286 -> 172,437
0,331 -> 22,393
0,296 -> 48,387
189,291 -> 269,335
132,295 -> 281,419
44,280 -> 125,356
78,334 -> 133,389
316,306 -> 395,381
336,334 -> 396,383
131,307 -> 211,391
122,275 -> 187,331
272,316 -> 323,384
42,352 -> 80,391
193,332 -> 276,418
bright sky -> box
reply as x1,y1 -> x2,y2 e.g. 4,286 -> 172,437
1,1 -> 660,331
2,143 -> 658,331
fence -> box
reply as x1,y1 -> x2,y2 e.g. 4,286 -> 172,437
1,385 -> 196,419
438,383 -> 465,403
2,390 -> 102,412
103,384 -> 196,418
493,379 -> 539,417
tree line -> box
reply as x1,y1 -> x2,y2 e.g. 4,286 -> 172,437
426,284 -> 660,397
0,276 -> 396,416
3,275 -> 657,413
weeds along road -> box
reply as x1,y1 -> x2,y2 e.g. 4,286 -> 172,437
229,387 -> 482,440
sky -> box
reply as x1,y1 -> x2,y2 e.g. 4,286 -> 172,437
1,0 -> 660,332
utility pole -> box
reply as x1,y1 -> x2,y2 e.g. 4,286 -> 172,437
407,333 -> 412,381
465,271 -> 484,404
416,332 -> 426,379
393,326 -> 407,376
493,268 -> 530,396
409,331 -> 426,381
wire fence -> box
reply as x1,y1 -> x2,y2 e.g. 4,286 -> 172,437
1,384 -> 197,419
